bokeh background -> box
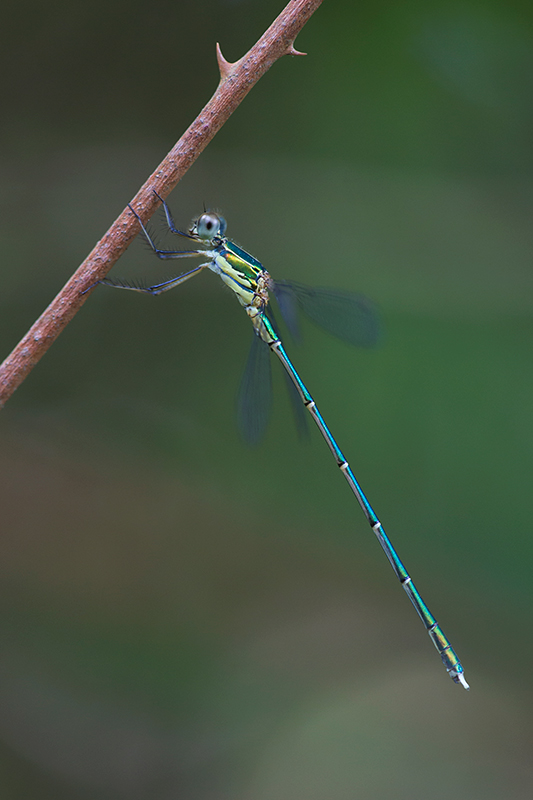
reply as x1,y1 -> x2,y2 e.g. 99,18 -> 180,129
1,0 -> 533,797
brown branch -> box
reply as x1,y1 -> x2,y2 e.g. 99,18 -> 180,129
0,0 -> 323,408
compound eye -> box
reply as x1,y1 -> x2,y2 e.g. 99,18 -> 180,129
196,212 -> 226,240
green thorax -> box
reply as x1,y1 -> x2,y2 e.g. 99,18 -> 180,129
222,241 -> 264,284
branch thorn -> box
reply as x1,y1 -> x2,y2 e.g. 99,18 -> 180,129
216,43 -> 240,81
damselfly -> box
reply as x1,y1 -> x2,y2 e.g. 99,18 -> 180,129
95,192 -> 468,689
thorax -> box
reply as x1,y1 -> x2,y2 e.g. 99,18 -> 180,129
209,239 -> 277,344
211,240 -> 269,306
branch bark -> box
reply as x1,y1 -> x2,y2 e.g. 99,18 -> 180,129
0,0 -> 323,408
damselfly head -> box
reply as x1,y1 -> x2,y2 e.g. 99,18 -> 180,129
190,212 -> 227,242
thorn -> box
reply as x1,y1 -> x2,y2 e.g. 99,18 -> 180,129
216,43 -> 239,81
287,44 -> 307,57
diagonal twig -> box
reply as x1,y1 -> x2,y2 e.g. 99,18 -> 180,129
0,0 -> 324,408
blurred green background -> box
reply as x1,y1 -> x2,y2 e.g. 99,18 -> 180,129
1,0 -> 533,797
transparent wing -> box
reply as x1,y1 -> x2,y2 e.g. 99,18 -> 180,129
265,305 -> 308,438
237,334 -> 273,446
272,281 -> 301,341
274,280 -> 380,348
